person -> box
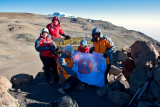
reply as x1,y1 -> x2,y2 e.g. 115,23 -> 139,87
57,45 -> 84,94
89,28 -> 115,84
46,16 -> 70,39
35,28 -> 59,84
77,38 -> 90,53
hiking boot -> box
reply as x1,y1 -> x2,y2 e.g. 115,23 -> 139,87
58,88 -> 66,95
75,85 -> 85,90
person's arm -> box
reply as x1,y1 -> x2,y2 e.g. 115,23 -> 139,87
58,54 -> 77,76
35,37 -> 50,52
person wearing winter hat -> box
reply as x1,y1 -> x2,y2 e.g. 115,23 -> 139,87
90,28 -> 115,84
57,45 -> 84,94
46,16 -> 71,40
77,38 -> 90,53
35,28 -> 59,83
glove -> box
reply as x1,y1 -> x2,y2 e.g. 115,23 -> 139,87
89,47 -> 95,54
64,35 -> 71,40
103,54 -> 108,58
55,48 -> 59,51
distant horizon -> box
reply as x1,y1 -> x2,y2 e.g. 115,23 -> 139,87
0,0 -> 159,42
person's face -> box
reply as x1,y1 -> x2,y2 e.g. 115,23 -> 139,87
42,32 -> 48,37
53,20 -> 59,26
80,45 -> 85,48
65,51 -> 71,57
93,33 -> 100,39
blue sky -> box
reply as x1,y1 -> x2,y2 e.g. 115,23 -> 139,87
0,0 -> 160,41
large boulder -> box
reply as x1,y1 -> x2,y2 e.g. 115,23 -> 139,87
131,41 -> 159,70
96,84 -> 111,96
109,65 -> 122,76
122,58 -> 135,81
0,76 -> 12,94
0,92 -> 19,107
118,51 -> 128,62
154,68 -> 160,86
11,74 -> 33,86
107,90 -> 131,105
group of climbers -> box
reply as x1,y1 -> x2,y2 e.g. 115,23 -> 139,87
35,16 -> 115,94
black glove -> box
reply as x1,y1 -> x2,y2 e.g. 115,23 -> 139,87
64,35 -> 71,40
55,48 -> 59,51
89,47 -> 95,54
103,54 -> 108,58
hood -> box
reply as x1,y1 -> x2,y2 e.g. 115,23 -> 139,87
80,38 -> 87,47
52,16 -> 61,24
91,28 -> 104,42
63,45 -> 74,57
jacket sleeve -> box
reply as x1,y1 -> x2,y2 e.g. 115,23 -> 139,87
58,54 -> 77,76
35,37 -> 50,52
59,26 -> 65,36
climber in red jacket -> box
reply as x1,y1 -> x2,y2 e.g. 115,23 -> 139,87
46,16 -> 70,39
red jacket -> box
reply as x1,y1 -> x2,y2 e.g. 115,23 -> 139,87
35,34 -> 57,57
46,23 -> 65,38
77,46 -> 90,53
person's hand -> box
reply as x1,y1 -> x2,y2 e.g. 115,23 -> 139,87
89,47 -> 95,54
103,54 -> 108,58
64,35 -> 71,40
50,47 -> 57,55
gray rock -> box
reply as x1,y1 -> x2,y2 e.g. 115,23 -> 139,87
118,51 -> 128,62
96,84 -> 111,96
0,92 -> 20,107
109,65 -> 122,76
34,71 -> 46,82
107,90 -> 131,105
109,81 -> 125,91
11,74 -> 33,86
137,101 -> 153,107
154,68 -> 160,86
150,81 -> 160,100
0,76 -> 12,94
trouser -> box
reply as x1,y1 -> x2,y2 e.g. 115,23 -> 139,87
62,76 -> 82,90
105,64 -> 111,84
40,56 -> 59,83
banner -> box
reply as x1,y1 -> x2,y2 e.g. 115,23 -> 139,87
72,52 -> 106,87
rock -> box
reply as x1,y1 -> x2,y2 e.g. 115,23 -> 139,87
154,99 -> 160,107
131,41 -> 159,70
154,68 -> 160,86
129,67 -> 147,95
17,89 -> 21,93
122,58 -> 135,81
137,101 -> 153,107
96,84 -> 111,96
122,45 -> 130,53
11,74 -> 33,86
107,74 -> 116,83
150,81 -> 160,100
118,51 -> 128,62
107,90 -> 131,105
34,70 -> 46,82
109,65 -> 122,76
109,81 -> 125,91
0,92 -> 20,107
0,76 -> 12,94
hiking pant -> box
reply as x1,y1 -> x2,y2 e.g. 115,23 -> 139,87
105,64 -> 111,84
40,56 -> 59,83
62,76 -> 82,90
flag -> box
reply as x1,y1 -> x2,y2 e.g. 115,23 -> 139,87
72,52 -> 106,87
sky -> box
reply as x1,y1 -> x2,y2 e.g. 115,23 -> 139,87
0,0 -> 160,41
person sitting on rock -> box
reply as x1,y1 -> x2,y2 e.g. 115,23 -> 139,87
57,45 -> 84,94
35,28 -> 59,84
77,38 -> 90,53
46,16 -> 70,40
89,28 -> 115,84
